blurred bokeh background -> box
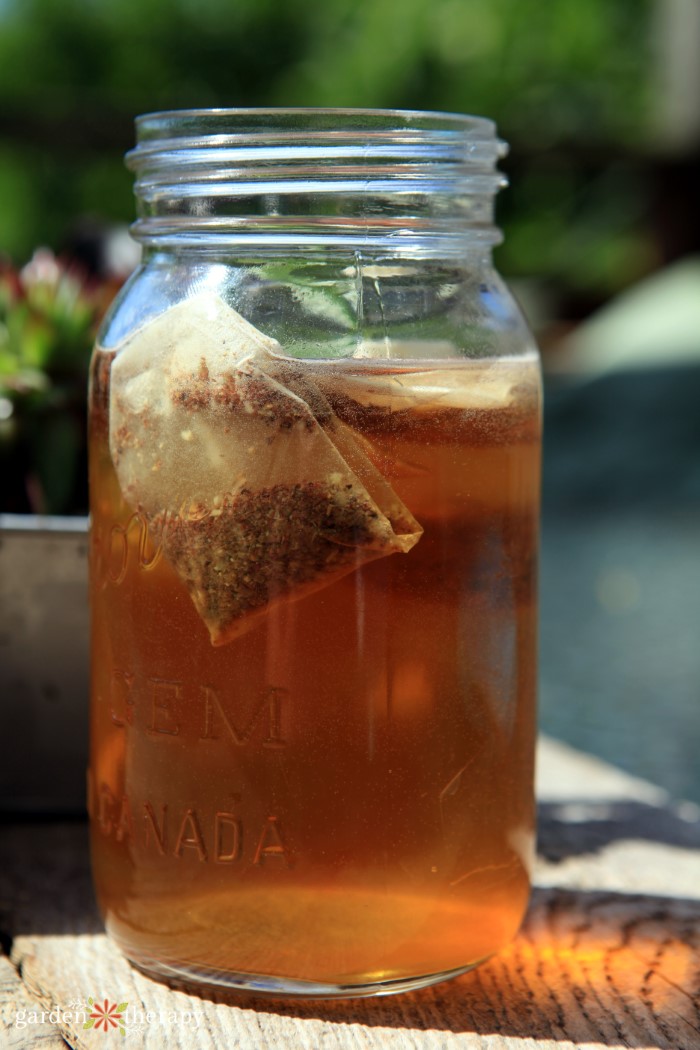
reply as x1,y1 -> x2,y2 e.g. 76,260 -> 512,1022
2,0 -> 697,303
1,0 -> 699,805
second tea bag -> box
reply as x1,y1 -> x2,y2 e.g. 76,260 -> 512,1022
109,292 -> 422,645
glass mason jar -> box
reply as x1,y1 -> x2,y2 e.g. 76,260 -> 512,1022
88,108 -> 541,998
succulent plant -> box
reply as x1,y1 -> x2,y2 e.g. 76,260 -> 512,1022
0,249 -> 117,514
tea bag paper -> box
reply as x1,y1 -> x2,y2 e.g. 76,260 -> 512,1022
109,293 -> 422,645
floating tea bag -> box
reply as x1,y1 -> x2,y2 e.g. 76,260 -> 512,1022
109,293 -> 422,645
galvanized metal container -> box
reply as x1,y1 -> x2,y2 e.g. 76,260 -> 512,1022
0,515 -> 89,813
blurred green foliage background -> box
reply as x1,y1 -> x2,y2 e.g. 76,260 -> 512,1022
2,0 -> 695,310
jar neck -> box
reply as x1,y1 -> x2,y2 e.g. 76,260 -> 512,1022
127,108 -> 507,259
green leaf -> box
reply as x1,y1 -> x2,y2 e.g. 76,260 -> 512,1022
116,1002 -> 129,1012
83,1018 -> 95,1029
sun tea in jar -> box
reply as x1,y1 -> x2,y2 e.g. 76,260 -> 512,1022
88,108 -> 542,998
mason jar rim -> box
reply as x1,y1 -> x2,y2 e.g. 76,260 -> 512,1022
127,107 -> 507,255
128,108 -> 503,162
133,106 -> 497,132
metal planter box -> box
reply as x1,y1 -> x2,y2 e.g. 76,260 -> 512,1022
0,514 -> 89,813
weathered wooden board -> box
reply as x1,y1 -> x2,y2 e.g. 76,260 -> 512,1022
2,737 -> 699,1050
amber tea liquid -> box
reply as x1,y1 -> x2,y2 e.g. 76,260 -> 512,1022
88,354 -> 540,995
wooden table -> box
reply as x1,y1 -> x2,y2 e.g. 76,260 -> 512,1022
2,737 -> 699,1049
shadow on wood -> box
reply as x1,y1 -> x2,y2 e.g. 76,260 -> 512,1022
537,799 -> 700,861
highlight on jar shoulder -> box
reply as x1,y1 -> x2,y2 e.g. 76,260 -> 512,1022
87,108 -> 542,999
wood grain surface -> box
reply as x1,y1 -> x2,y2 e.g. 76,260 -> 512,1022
2,737 -> 699,1050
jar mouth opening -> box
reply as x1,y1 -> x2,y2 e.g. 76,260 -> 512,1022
129,108 -> 505,167
127,108 -> 507,254
134,107 -> 497,136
